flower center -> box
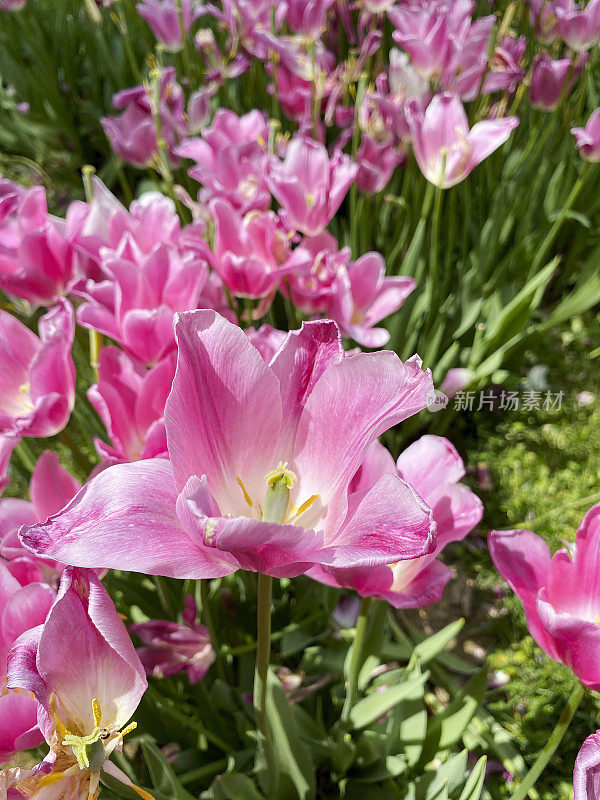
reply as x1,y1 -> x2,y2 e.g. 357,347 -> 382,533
235,461 -> 319,526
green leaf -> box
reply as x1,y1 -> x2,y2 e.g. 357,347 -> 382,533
141,740 -> 195,800
543,162 -> 565,218
457,756 -> 487,800
349,671 -> 429,730
413,619 -> 465,666
255,668 -> 315,800
205,774 -> 264,800
415,751 -> 468,800
427,667 -> 488,750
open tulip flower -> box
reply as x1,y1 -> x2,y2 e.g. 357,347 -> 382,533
21,312 -> 436,580
0,299 -> 76,439
406,93 -> 519,188
489,504 -> 600,690
4,567 -> 151,800
308,436 -> 482,607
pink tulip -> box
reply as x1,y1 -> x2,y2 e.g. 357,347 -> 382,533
266,137 -> 358,236
0,180 -> 75,305
556,0 -> 600,49
0,0 -> 27,9
75,230 -> 208,365
490,503 -> 600,690
406,94 -> 519,188
440,367 -> 475,398
572,108 -> 600,161
246,324 -> 287,363
575,731 -> 600,800
389,3 -> 455,81
6,567 -> 150,800
530,53 -> 587,111
88,347 -> 174,463
329,252 -> 415,348
308,436 -> 482,607
0,434 -> 19,495
0,559 -> 55,763
284,232 -> 350,314
210,199 -> 293,298
482,35 -> 527,95
102,68 -> 187,168
137,0 -> 202,51
0,449 -> 79,568
528,0 -> 572,43
356,136 -> 404,194
176,109 -> 270,214
130,596 -> 215,683
22,313 -> 436,580
0,299 -> 75,439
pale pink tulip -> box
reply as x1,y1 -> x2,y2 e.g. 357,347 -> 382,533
556,0 -> 600,50
22,314 -> 436,580
6,567 -> 150,800
572,108 -> 600,161
308,436 -> 482,607
406,94 -> 519,188
575,731 -> 600,800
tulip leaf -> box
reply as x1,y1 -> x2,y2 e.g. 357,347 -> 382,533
426,667 -> 488,750
349,671 -> 429,730
457,756 -> 487,800
204,773 -> 264,800
141,740 -> 195,800
413,619 -> 465,666
255,668 -> 315,800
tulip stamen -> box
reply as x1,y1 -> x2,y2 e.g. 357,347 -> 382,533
237,476 -> 254,507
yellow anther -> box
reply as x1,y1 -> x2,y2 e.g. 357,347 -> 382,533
19,382 -> 30,394
305,193 -> 315,210
293,494 -> 319,518
118,722 -> 137,738
237,477 -> 254,507
265,461 -> 297,489
92,698 -> 102,728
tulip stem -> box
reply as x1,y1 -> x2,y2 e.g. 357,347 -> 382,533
511,681 -> 584,800
341,596 -> 372,722
254,573 -> 278,794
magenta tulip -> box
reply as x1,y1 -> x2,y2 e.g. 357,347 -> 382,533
88,347 -> 174,463
572,108 -> 600,161
556,0 -> 600,50
0,299 -> 76,439
266,137 -> 358,236
137,0 -> 202,51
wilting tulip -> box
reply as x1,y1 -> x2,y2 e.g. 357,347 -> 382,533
210,199 -> 293,298
0,559 -> 55,763
530,53 -> 587,111
575,731 -> 600,800
0,449 -> 79,566
572,108 -> 600,162
308,436 -> 482,607
5,567 -> 150,800
88,347 -> 174,463
406,94 -> 519,188
176,109 -> 270,214
266,137 -> 358,236
130,596 -> 215,683
329,252 -> 415,348
23,314 -> 436,580
556,0 -> 600,50
0,299 -> 76,439
490,503 -> 600,689
0,180 -> 75,305
136,0 -> 202,51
